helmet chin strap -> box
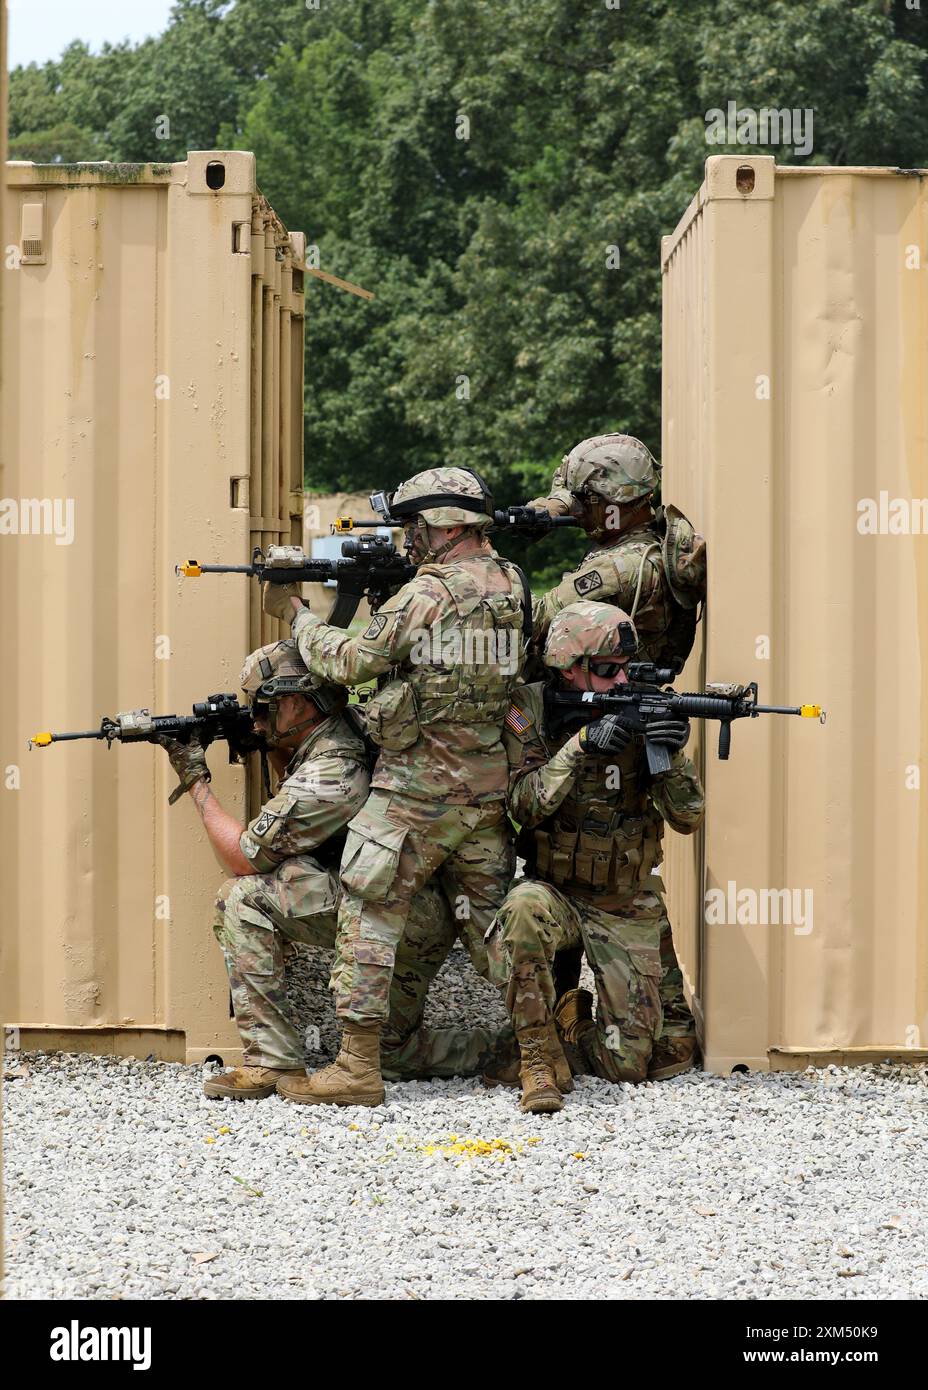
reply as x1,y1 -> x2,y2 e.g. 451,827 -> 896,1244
424,522 -> 462,564
407,520 -> 459,565
266,697 -> 322,746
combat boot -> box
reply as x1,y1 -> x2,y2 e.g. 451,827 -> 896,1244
203,1065 -> 303,1100
648,1035 -> 699,1080
554,987 -> 595,1041
276,1023 -> 385,1107
554,988 -> 595,1077
516,1025 -> 563,1114
545,1020 -> 574,1093
482,1023 -> 573,1093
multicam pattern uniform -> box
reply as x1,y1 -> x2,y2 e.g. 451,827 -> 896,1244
214,712 -> 506,1075
491,682 -> 704,1081
531,520 -> 685,668
292,536 -> 525,1023
528,433 -> 705,671
529,460 -> 706,1032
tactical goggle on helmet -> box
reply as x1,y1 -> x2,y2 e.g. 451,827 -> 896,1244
543,601 -> 638,678
370,466 -> 495,529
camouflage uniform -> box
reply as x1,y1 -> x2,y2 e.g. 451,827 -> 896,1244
216,681 -> 508,1077
491,628 -> 704,1081
289,468 -> 527,1027
529,433 -> 706,670
528,435 -> 706,1037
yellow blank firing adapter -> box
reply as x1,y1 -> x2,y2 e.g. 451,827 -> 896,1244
28,732 -> 53,749
176,560 -> 202,577
332,517 -> 354,533
800,705 -> 826,723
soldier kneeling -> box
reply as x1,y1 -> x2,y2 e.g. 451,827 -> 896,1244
489,601 -> 704,1114
158,640 -> 463,1102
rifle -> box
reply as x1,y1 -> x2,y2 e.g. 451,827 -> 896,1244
544,662 -> 826,776
332,506 -> 582,538
176,535 -> 415,628
28,693 -> 262,763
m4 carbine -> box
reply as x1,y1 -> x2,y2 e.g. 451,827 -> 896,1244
176,536 -> 415,628
331,507 -> 582,538
29,693 -> 261,761
544,662 -> 826,776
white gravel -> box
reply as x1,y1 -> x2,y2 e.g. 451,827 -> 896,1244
3,943 -> 928,1301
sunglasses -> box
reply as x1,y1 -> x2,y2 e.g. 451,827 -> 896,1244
588,660 -> 628,678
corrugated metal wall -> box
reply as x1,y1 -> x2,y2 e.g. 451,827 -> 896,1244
0,152 -> 305,1064
1,0 -> 8,1280
661,155 -> 928,1072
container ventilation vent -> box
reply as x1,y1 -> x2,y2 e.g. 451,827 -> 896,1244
20,202 -> 46,264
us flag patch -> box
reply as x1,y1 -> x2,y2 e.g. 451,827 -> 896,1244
505,704 -> 531,735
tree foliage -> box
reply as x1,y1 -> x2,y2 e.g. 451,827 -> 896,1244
9,0 -> 927,583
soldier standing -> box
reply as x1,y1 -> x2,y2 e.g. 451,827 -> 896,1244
263,468 -> 528,1106
490,601 -> 705,1114
158,640 -> 500,1100
528,433 -> 705,673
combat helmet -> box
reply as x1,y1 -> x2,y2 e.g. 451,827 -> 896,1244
543,601 -> 638,675
386,466 -> 494,528
560,433 -> 659,506
240,640 -> 336,742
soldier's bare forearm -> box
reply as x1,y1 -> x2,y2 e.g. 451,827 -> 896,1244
188,778 -> 252,876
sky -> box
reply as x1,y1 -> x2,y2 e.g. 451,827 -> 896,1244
7,0 -> 176,68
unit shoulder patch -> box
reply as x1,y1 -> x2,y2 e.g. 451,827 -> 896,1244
363,613 -> 388,641
252,811 -> 274,838
574,569 -> 604,597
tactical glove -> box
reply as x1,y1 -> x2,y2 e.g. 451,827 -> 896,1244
578,715 -> 632,755
644,717 -> 690,750
156,734 -> 210,805
261,580 -> 307,623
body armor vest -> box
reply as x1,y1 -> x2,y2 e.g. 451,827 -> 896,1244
407,557 -> 526,727
521,722 -> 664,905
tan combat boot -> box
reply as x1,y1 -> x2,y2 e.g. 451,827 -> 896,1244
516,1026 -> 563,1114
483,1023 -> 573,1094
276,1023 -> 385,1107
554,988 -> 595,1076
648,1035 -> 699,1080
545,1019 -> 575,1094
554,988 -> 595,1043
203,1065 -> 303,1100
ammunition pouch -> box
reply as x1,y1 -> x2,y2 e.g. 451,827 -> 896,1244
528,810 -> 662,899
363,679 -> 420,752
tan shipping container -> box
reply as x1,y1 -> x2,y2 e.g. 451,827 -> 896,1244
1,151 -> 306,1065
1,0 -> 8,1280
661,155 -> 928,1073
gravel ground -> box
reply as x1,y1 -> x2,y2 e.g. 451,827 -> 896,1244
3,944 -> 928,1301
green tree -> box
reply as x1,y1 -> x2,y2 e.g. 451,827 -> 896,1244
8,0 -> 928,583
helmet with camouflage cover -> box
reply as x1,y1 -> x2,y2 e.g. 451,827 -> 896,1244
240,639 -> 322,700
543,601 -> 638,671
389,467 -> 494,528
240,640 -> 338,743
559,433 -> 659,506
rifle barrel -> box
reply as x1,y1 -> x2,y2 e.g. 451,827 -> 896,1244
195,564 -> 256,574
28,729 -> 105,749
755,704 -> 825,720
